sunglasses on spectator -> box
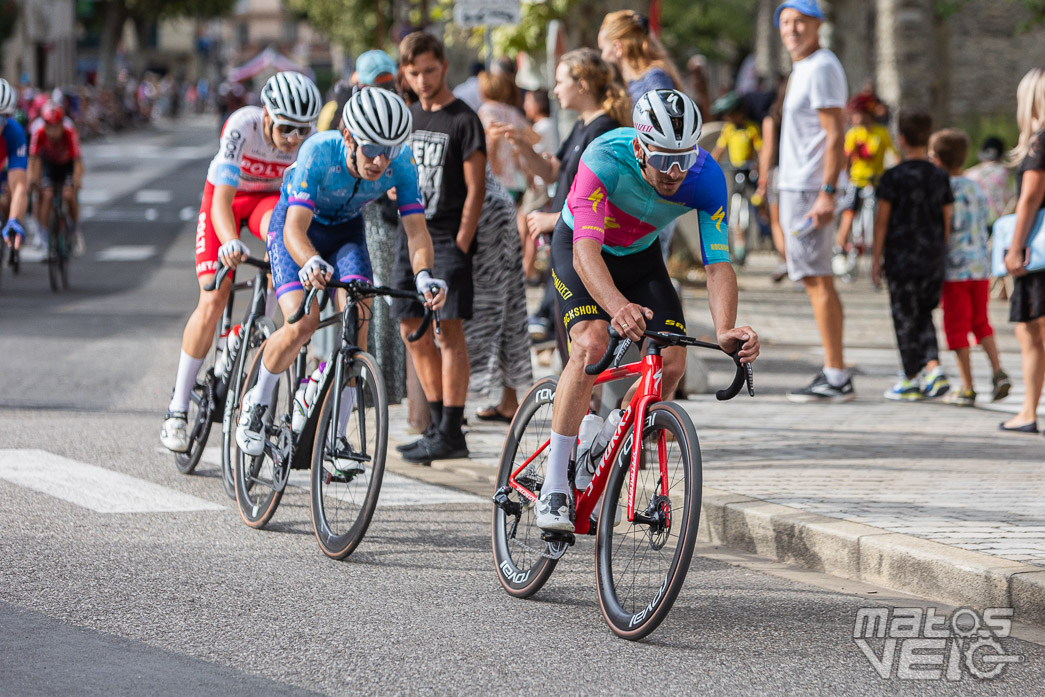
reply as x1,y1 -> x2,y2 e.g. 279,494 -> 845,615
638,140 -> 698,174
354,139 -> 402,160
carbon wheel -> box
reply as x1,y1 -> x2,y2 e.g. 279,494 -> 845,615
221,317 -> 274,500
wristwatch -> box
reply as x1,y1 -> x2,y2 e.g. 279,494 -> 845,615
820,183 -> 837,195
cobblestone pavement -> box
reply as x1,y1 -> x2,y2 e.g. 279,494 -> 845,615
391,252 -> 1045,567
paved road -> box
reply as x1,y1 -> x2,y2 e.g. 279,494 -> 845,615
2,119 -> 1044,695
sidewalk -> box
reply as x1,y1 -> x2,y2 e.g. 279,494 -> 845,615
388,252 -> 1045,625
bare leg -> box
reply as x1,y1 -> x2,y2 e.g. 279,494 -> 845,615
400,317 -> 443,401
1004,318 -> 1045,427
979,334 -> 1003,374
802,275 -> 845,370
954,348 -> 973,391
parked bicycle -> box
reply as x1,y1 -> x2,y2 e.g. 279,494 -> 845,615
491,328 -> 753,640
230,278 -> 436,560
725,165 -> 763,266
174,258 -> 273,500
832,184 -> 876,283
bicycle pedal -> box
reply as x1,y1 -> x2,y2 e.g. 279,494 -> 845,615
540,530 -> 576,546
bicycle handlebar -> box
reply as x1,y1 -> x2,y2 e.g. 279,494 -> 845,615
204,257 -> 271,291
584,328 -> 755,400
287,279 -> 439,342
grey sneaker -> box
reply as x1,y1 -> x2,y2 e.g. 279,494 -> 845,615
235,389 -> 268,457
535,491 -> 575,532
160,410 -> 190,453
786,370 -> 856,403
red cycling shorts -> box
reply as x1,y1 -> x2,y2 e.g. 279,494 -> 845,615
194,181 -> 280,278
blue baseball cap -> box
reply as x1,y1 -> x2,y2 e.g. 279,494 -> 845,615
356,50 -> 397,86
774,0 -> 825,26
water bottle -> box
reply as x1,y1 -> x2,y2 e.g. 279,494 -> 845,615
579,409 -> 624,489
574,413 -> 604,490
292,362 -> 327,433
217,324 -> 242,381
791,216 -> 816,238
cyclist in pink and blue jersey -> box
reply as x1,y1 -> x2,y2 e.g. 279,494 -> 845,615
0,78 -> 30,265
536,89 -> 761,531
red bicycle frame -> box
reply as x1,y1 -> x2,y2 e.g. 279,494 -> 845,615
508,351 -> 668,535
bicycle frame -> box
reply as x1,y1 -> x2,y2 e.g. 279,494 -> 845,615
508,345 -> 667,536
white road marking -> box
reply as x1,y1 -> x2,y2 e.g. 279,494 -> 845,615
134,189 -> 173,204
145,208 -> 159,221
0,450 -> 224,513
196,447 -> 483,507
96,245 -> 156,262
80,190 -> 112,205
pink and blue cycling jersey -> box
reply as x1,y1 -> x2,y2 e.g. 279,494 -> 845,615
562,128 -> 730,264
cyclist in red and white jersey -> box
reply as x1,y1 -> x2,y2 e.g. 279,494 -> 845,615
161,71 -> 321,453
28,101 -> 84,254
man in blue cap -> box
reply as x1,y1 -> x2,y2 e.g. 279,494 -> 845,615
773,0 -> 853,404
355,49 -> 398,89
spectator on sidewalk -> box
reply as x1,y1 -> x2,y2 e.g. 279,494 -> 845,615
929,128 -> 1010,406
757,75 -> 790,282
774,0 -> 853,403
516,88 -> 556,283
872,110 -> 954,402
478,69 -> 528,199
965,136 -> 1017,227
1001,67 -> 1045,433
394,32 -> 486,463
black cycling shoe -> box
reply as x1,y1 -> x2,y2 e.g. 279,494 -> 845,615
395,422 -> 437,453
400,432 -> 469,465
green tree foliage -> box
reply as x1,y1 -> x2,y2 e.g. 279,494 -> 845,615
660,0 -> 759,62
287,0 -> 396,54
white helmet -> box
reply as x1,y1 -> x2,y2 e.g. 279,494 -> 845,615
261,71 -> 321,123
632,89 -> 702,150
342,87 -> 412,147
0,79 -> 16,116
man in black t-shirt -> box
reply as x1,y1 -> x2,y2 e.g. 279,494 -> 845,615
393,32 -> 487,463
872,109 -> 955,401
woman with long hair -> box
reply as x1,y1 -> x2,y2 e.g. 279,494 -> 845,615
477,70 -> 529,198
598,9 -> 683,102
1001,67 -> 1045,432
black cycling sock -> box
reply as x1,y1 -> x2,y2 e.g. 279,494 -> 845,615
440,405 -> 465,441
427,401 -> 443,434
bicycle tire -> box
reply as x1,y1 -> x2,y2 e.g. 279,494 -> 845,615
233,340 -> 292,529
59,215 -> 71,290
491,375 -> 560,598
309,350 -> 387,560
173,349 -> 218,475
596,401 -> 701,640
221,317 -> 275,500
47,211 -> 60,292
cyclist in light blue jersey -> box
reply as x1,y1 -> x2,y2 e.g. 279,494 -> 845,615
236,87 -> 447,457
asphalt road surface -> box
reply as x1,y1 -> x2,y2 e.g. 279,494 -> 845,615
2,118 -> 1043,696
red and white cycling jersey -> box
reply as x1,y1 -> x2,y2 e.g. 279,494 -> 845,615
205,106 -> 297,193
28,118 -> 81,165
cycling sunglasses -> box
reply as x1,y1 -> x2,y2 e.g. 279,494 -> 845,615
638,140 -> 698,174
272,118 -> 313,138
355,139 -> 402,160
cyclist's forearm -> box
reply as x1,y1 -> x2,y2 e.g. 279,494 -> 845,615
7,170 -> 28,221
283,206 -> 319,266
704,262 -> 739,336
401,213 -> 435,273
210,184 -> 240,244
575,240 -> 629,315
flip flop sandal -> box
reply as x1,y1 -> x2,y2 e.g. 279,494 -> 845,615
475,405 -> 513,423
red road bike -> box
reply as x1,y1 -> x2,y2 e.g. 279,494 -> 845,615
491,328 -> 753,640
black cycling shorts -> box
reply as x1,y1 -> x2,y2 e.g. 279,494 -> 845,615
41,161 -> 74,189
549,218 -> 686,339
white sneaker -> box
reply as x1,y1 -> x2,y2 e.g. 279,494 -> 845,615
160,411 -> 190,453
535,490 -> 575,532
331,436 -> 366,478
236,389 -> 268,457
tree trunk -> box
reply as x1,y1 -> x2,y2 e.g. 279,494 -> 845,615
98,0 -> 128,87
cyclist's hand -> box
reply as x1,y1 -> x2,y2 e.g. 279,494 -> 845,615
718,326 -> 759,364
1005,248 -> 1028,277
611,303 -> 653,342
2,218 -> 25,243
414,268 -> 448,310
217,238 -> 249,269
299,255 -> 333,291
807,191 -> 836,227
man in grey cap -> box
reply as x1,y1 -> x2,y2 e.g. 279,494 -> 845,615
774,0 -> 853,403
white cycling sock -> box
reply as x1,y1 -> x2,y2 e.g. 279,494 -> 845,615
542,431 -> 576,497
254,360 -> 281,407
169,351 -> 205,413
336,386 -> 357,438
823,366 -> 849,387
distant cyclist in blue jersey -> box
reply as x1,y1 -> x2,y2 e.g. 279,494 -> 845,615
535,89 -> 761,531
0,79 -> 30,271
236,87 -> 447,461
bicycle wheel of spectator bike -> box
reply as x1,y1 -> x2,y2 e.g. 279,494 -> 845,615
222,317 -> 275,500
596,401 -> 702,640
309,350 -> 387,560
173,341 -> 219,475
491,375 -> 560,598
232,339 -> 293,528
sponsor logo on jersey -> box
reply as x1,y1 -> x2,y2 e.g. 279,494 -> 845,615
588,187 -> 605,213
239,155 -> 289,180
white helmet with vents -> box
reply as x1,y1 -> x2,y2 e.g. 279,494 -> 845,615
342,87 -> 412,147
0,79 -> 16,116
261,71 -> 321,123
632,89 -> 702,151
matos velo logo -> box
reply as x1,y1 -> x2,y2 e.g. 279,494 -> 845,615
853,606 -> 1024,680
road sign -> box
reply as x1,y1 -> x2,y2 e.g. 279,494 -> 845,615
453,0 -> 521,28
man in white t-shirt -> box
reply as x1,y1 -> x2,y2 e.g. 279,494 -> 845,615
775,0 -> 854,403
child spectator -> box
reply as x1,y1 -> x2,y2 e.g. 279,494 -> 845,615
835,92 -> 897,253
711,91 -> 763,169
929,129 -> 1011,405
872,110 -> 955,401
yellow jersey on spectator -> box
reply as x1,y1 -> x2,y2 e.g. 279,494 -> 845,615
844,123 -> 896,187
716,121 -> 762,168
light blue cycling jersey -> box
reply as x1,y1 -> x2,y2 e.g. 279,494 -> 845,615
561,128 -> 730,264
283,130 -> 425,226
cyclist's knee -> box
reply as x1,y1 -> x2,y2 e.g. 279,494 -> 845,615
569,323 -> 608,364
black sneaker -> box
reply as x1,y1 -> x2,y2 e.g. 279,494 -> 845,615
786,370 -> 856,403
395,421 -> 437,453
400,432 -> 469,464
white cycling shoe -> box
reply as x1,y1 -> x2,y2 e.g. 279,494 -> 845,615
236,389 -> 269,457
160,411 -> 190,453
535,490 -> 575,532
